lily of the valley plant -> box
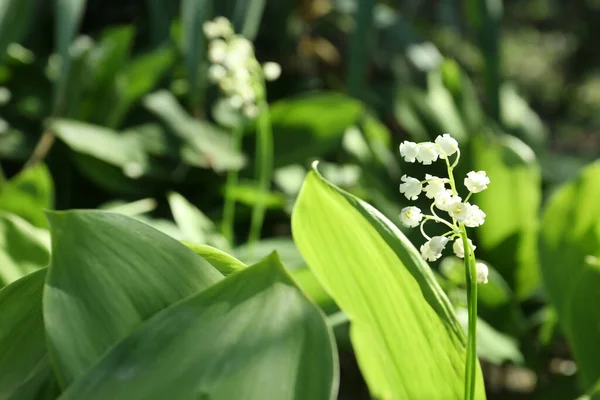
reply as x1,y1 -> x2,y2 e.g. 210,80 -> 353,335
398,133 -> 489,400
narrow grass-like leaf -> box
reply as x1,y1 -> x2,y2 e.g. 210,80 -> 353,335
0,0 -> 37,60
292,167 -> 485,399
181,0 -> 210,112
44,210 -> 223,386
59,253 -> 338,400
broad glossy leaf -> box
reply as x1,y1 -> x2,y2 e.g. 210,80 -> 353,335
540,161 -> 600,388
44,210 -> 224,386
59,254 -> 338,400
0,269 -> 58,400
0,212 -> 49,287
472,134 -> 541,299
0,164 -> 54,228
292,168 -> 485,399
268,92 -> 363,167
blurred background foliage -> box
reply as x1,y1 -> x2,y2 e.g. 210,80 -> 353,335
1,0 -> 600,398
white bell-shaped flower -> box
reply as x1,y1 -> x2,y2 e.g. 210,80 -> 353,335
435,133 -> 458,159
423,174 -> 445,199
464,171 -> 490,193
448,200 -> 470,222
399,141 -> 419,163
433,189 -> 456,211
476,262 -> 489,284
420,236 -> 449,261
416,142 -> 439,165
464,204 -> 486,227
399,175 -> 422,200
452,238 -> 476,258
400,206 -> 423,228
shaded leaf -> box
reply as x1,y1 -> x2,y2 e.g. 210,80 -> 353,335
59,254 -> 338,400
44,210 -> 223,386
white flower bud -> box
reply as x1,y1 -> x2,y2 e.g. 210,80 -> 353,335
476,262 -> 489,284
399,141 -> 419,163
435,133 -> 459,158
213,16 -> 234,37
263,62 -> 281,81
208,39 -> 227,63
400,206 -> 423,228
243,103 -> 260,119
464,171 -> 490,193
203,21 -> 220,39
399,175 -> 422,200
416,142 -> 439,165
423,174 -> 446,199
452,238 -> 476,258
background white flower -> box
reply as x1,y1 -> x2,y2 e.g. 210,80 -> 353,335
453,238 -> 476,258
416,142 -> 439,164
435,134 -> 458,158
476,262 -> 489,284
400,206 -> 423,227
263,62 -> 282,81
399,141 -> 419,162
464,171 -> 490,193
399,175 -> 422,200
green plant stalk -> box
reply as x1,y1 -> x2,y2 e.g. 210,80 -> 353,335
222,124 -> 245,245
460,224 -> 478,400
248,97 -> 273,245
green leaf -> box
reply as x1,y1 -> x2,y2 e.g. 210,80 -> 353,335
167,191 -> 228,249
54,0 -> 87,113
43,210 -> 224,386
0,164 -> 54,228
0,212 -> 49,287
182,242 -> 246,276
292,167 -> 485,399
59,253 -> 338,400
214,0 -> 266,40
268,93 -> 363,167
0,0 -> 37,60
471,134 -> 541,299
180,0 -> 210,110
540,161 -> 600,389
0,269 -> 59,400
235,237 -> 305,269
51,119 -> 148,172
144,90 -> 245,172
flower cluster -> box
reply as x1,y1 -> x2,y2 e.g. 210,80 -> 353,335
398,133 -> 490,284
203,17 -> 281,120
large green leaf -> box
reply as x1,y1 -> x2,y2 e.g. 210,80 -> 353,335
0,212 -> 49,287
44,210 -> 224,386
59,253 -> 338,400
292,167 -> 485,399
0,269 -> 58,400
540,161 -> 600,389
268,93 -> 363,167
0,164 -> 54,228
472,134 -> 541,299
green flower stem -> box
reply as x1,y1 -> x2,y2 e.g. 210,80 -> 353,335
222,123 -> 245,245
248,97 -> 273,245
460,224 -> 478,400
